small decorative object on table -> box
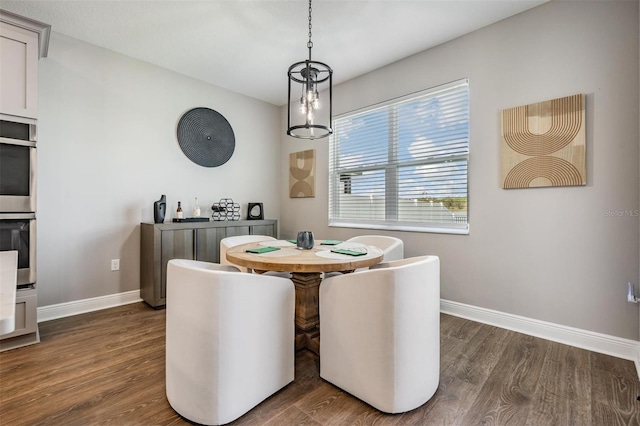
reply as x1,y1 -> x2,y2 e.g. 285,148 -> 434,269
211,198 -> 240,221
296,231 -> 315,250
153,194 -> 166,224
176,201 -> 184,219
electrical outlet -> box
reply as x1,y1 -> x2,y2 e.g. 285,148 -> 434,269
111,259 -> 120,271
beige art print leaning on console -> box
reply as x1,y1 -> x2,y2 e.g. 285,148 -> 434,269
501,94 -> 586,189
289,149 -> 316,198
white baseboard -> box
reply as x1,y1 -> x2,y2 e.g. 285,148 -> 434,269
37,290 -> 142,323
441,299 -> 640,368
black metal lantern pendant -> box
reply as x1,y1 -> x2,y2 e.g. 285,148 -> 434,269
287,0 -> 333,140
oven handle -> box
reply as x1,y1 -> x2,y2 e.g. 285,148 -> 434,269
0,213 -> 36,220
0,137 -> 36,148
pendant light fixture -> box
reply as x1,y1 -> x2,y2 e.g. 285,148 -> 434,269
287,0 -> 333,140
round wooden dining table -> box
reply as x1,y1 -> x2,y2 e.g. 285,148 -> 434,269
226,240 -> 384,355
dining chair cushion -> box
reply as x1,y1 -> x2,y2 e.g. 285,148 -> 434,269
320,255 -> 440,414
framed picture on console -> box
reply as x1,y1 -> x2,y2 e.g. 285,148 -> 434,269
247,203 -> 264,220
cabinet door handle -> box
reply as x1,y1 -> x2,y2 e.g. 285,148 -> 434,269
193,229 -> 198,260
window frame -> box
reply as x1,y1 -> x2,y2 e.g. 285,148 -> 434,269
328,79 -> 470,235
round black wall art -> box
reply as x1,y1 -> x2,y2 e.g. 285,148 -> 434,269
176,107 -> 235,167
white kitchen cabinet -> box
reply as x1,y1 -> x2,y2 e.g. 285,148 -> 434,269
0,10 -> 50,120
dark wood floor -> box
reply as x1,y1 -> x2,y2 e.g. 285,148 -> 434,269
0,302 -> 638,426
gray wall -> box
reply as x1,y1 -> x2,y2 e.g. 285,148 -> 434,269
280,1 -> 640,340
37,33 -> 281,306
34,2 -> 639,342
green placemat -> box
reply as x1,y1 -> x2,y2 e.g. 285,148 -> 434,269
245,246 -> 281,254
287,239 -> 296,244
321,240 -> 343,245
331,248 -> 367,256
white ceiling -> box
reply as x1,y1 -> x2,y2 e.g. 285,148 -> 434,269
1,0 -> 547,106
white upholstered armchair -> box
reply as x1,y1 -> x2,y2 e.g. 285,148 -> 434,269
319,255 -> 440,413
219,235 -> 277,272
165,259 -> 295,425
220,235 -> 291,278
324,235 -> 404,278
345,235 -> 404,262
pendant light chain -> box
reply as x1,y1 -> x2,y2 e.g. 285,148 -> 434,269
307,0 -> 313,57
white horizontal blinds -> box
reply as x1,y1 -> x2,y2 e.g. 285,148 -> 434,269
329,108 -> 389,222
396,87 -> 470,161
330,79 -> 469,231
333,108 -> 389,168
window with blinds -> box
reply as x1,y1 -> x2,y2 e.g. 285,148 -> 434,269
329,79 -> 469,234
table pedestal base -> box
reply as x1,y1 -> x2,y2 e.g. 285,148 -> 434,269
295,327 -> 320,355
228,242 -> 383,357
291,272 -> 321,355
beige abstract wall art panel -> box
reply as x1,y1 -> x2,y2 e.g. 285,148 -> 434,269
289,149 -> 316,198
501,94 -> 586,189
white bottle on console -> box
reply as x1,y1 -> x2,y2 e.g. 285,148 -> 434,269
193,197 -> 201,217
176,201 -> 183,219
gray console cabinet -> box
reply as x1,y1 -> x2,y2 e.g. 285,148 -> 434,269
140,220 -> 277,307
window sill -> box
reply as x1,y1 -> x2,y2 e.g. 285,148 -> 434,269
328,221 -> 469,235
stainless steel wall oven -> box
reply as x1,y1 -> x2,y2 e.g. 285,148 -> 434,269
0,213 -> 36,286
0,119 -> 37,213
0,118 -> 37,287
